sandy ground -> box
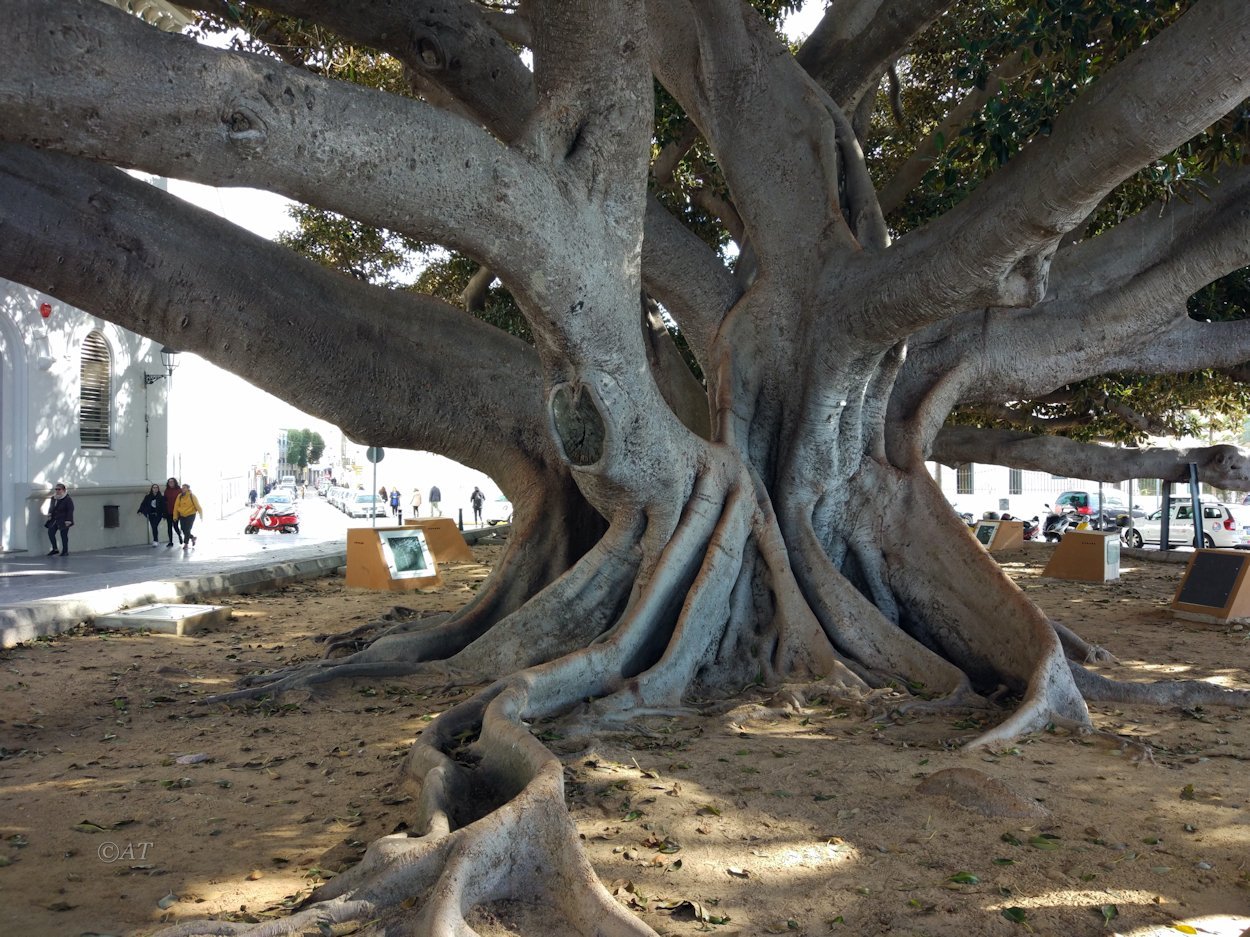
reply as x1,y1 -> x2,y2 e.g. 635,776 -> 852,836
1,543 -> 1248,937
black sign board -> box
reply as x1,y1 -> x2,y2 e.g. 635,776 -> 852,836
1175,551 -> 1248,610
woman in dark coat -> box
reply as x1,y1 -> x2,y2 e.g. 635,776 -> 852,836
163,477 -> 182,546
46,483 -> 74,556
137,483 -> 166,546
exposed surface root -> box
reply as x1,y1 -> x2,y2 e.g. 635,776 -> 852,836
1051,618 -> 1117,664
317,608 -> 448,657
1072,662 -> 1250,708
895,681 -> 993,716
722,681 -> 904,726
1045,714 -> 1157,764
201,660 -> 473,705
205,523 -> 643,703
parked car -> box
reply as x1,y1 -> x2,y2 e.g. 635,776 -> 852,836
265,490 -> 296,509
1126,501 -> 1250,549
484,494 -> 514,526
1053,489 -> 1145,528
347,492 -> 389,519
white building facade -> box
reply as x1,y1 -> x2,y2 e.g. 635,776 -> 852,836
928,460 -> 1173,522
0,279 -> 171,553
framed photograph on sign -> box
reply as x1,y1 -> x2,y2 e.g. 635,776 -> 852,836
378,529 -> 437,579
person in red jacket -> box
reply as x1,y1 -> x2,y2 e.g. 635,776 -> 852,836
163,477 -> 182,547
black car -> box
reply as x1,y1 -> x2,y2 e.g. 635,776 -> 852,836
1052,489 -> 1145,528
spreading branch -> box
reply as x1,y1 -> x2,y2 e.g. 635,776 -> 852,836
0,0 -> 562,290
867,0 -> 1250,341
0,144 -> 557,486
934,426 -> 1250,489
795,0 -> 952,112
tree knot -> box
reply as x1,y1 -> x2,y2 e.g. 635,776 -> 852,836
223,104 -> 268,151
551,383 -> 606,467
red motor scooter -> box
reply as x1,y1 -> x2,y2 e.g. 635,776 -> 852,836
244,501 -> 300,534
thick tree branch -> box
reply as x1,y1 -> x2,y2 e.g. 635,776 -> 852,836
862,0 -> 1250,343
0,0 -> 560,292
460,265 -> 496,313
1104,317 -> 1250,376
899,164 -> 1250,411
640,197 -> 741,367
646,0 -> 859,269
252,0 -> 537,143
795,0 -> 952,112
933,427 -> 1250,490
0,144 -> 558,487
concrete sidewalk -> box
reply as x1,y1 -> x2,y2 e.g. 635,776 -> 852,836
0,508 -> 508,647
0,536 -> 347,648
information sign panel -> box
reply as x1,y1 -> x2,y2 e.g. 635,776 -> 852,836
1172,549 -> 1250,623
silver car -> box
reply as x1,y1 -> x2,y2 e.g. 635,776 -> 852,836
1125,501 -> 1250,549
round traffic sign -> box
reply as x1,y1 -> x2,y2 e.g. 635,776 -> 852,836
365,447 -> 385,463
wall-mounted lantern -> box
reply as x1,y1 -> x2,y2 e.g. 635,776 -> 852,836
143,346 -> 181,385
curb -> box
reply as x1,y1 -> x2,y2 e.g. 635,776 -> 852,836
0,551 -> 345,648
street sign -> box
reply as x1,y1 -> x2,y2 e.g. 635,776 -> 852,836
366,447 -> 385,464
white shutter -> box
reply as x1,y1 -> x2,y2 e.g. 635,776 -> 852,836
79,331 -> 112,448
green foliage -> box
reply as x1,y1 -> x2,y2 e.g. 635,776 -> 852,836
877,0 -> 1199,236
278,206 -> 424,287
413,252 -> 533,345
873,0 -> 1250,442
952,370 -> 1250,445
285,428 -> 326,470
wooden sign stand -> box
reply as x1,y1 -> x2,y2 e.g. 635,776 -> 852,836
1043,530 -> 1121,582
346,526 -> 442,592
401,517 -> 474,562
1171,549 -> 1250,623
972,519 -> 1024,552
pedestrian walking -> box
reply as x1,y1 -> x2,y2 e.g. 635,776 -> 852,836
137,483 -> 166,546
163,477 -> 183,546
390,488 -> 401,520
410,487 -> 423,518
45,482 -> 74,556
470,486 -> 485,525
172,482 -> 203,549
429,485 -> 442,517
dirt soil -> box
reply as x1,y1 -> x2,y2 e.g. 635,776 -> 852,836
1,543 -> 1248,937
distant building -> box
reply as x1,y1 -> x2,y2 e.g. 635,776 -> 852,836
0,279 -> 173,553
929,461 -> 1142,521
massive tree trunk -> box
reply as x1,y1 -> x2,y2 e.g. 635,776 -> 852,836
3,1 -> 1250,933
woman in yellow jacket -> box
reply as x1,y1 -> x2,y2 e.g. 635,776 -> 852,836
172,482 -> 204,549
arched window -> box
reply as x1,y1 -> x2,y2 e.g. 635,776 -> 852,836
79,331 -> 112,448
